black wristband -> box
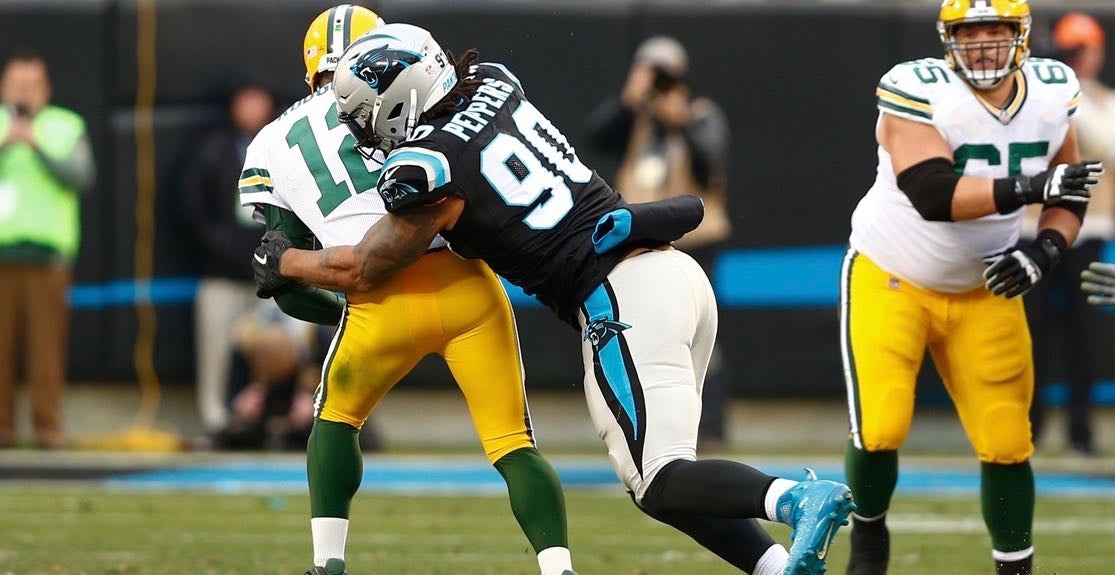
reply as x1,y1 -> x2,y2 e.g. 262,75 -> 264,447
1034,228 -> 1068,270
993,177 -> 1024,214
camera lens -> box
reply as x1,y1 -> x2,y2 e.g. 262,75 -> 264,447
652,68 -> 678,92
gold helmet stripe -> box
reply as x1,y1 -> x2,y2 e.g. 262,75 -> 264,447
342,5 -> 354,51
324,6 -> 338,59
330,5 -> 353,58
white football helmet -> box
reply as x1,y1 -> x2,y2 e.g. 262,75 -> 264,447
333,23 -> 457,154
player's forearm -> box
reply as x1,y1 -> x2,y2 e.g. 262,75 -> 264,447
949,177 -> 999,221
274,283 -> 345,326
351,223 -> 427,287
280,246 -> 371,293
1037,206 -> 1082,247
347,207 -> 448,287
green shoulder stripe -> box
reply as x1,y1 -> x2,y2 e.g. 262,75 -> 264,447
238,183 -> 273,195
878,82 -> 930,105
240,167 -> 271,180
877,98 -> 932,121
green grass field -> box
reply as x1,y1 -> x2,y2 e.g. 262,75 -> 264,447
0,486 -> 1108,575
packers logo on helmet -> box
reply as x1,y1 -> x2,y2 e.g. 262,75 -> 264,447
303,4 -> 386,88
937,0 -> 1031,90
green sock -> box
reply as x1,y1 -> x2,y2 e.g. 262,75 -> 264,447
493,447 -> 569,553
845,439 -> 898,518
307,419 -> 363,518
981,461 -> 1034,552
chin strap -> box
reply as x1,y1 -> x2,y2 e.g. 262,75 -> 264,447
405,88 -> 419,140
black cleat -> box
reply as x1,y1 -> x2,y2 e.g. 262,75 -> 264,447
845,515 -> 889,575
305,558 -> 346,575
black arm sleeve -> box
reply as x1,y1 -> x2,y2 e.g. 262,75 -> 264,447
895,157 -> 961,222
263,205 -> 345,326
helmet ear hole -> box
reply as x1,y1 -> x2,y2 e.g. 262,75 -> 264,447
387,102 -> 405,120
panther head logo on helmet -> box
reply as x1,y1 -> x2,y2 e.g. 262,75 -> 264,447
351,47 -> 423,93
333,23 -> 458,156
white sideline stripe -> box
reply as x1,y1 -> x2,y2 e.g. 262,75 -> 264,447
8,509 -> 1115,535
888,515 -> 1115,534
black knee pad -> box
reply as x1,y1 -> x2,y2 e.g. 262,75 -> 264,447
637,459 -> 687,515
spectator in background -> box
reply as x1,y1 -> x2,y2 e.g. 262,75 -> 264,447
1025,12 -> 1115,457
180,82 -> 275,436
210,299 -> 318,451
587,36 -> 733,451
0,51 -> 94,449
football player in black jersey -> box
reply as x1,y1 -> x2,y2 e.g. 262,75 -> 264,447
253,23 -> 854,575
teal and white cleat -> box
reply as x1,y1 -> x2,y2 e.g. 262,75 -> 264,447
304,558 -> 346,575
776,469 -> 856,575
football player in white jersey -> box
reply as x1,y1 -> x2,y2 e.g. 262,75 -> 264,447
841,2 -> 1103,575
237,6 -> 577,575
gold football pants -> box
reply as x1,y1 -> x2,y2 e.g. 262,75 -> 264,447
840,251 -> 1034,464
316,249 -> 533,463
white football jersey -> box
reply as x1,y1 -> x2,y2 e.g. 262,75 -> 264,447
238,84 -> 446,250
850,57 -> 1081,293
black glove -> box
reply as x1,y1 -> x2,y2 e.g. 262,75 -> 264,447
1081,261 -> 1115,306
1013,161 -> 1103,206
982,229 -> 1067,298
253,230 -> 294,298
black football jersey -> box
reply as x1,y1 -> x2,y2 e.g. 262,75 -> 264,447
378,63 -> 631,326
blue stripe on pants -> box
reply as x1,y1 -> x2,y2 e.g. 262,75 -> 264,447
583,283 -> 639,441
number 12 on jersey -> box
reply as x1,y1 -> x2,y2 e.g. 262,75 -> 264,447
480,101 -> 591,230
286,103 -> 380,217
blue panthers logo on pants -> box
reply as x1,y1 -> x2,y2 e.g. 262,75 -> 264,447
583,318 -> 632,350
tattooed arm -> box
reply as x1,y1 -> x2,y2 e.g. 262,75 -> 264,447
278,198 -> 463,292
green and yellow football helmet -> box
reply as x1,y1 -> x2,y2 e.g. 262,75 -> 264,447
937,0 -> 1031,90
303,4 -> 385,89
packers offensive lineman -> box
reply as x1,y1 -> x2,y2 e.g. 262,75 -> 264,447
842,2 -> 1102,574
254,22 -> 855,575
238,7 -> 576,575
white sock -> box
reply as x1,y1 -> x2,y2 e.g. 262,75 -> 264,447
537,546 -> 572,575
311,517 -> 349,567
764,478 -> 798,523
753,544 -> 789,575
992,546 -> 1034,563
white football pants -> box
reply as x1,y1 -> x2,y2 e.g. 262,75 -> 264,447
577,249 -> 718,502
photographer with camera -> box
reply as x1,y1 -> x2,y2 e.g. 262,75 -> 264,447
588,36 -> 733,452
0,50 -> 94,449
